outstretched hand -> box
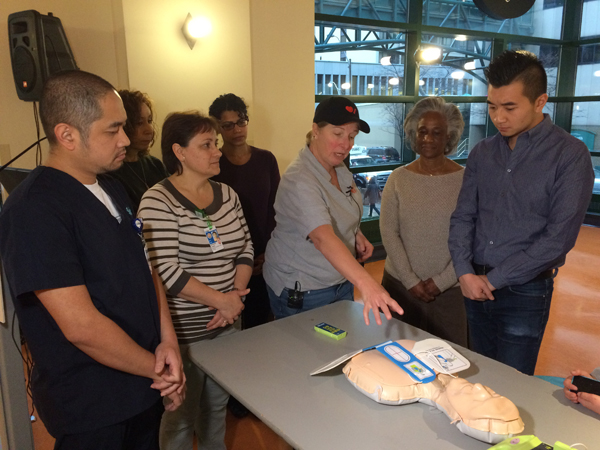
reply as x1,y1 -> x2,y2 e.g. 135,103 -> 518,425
358,281 -> 404,326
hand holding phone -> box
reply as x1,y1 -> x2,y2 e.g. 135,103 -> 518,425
571,375 -> 600,396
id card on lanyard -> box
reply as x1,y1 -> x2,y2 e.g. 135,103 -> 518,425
196,209 -> 224,253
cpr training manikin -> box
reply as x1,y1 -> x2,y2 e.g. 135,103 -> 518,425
342,339 -> 525,444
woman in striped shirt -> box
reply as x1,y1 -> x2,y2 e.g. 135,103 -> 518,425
139,111 -> 253,450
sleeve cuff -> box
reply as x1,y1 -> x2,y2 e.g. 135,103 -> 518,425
235,257 -> 254,267
432,274 -> 457,293
453,262 -> 475,279
168,271 -> 192,296
486,270 -> 507,290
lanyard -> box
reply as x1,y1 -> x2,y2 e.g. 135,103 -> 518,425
196,208 -> 213,229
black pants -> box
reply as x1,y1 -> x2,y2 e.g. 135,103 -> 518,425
54,399 -> 164,450
242,274 -> 272,329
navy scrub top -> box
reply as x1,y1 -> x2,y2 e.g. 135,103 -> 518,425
0,166 -> 161,437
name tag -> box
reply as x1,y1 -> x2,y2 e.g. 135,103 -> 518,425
205,227 -> 224,253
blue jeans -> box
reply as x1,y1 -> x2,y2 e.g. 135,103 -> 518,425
267,280 -> 354,319
464,277 -> 554,375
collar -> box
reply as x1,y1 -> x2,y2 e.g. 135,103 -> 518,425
502,113 -> 552,149
300,145 -> 351,185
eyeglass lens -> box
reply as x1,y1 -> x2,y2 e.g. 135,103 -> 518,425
221,119 -> 248,131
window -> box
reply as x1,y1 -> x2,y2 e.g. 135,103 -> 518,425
581,0 -> 600,38
423,0 -> 564,39
315,23 -> 407,97
315,0 -> 600,228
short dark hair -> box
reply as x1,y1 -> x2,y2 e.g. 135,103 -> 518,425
484,50 -> 547,103
404,97 -> 464,155
40,70 -> 116,146
118,90 -> 156,155
161,111 -> 219,175
208,93 -> 248,121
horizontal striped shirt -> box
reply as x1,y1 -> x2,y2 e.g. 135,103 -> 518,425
139,179 -> 253,344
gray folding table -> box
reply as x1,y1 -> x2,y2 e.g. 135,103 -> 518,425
188,301 -> 599,450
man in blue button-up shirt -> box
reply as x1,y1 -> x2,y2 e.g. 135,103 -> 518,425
449,50 -> 594,375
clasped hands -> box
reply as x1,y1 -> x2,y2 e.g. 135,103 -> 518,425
151,342 -> 186,411
458,273 -> 495,301
409,278 -> 441,303
206,288 -> 248,331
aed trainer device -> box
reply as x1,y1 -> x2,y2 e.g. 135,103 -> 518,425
314,322 -> 347,340
488,435 -> 577,450
571,375 -> 600,396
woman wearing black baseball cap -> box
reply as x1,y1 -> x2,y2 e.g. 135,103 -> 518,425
263,97 -> 404,326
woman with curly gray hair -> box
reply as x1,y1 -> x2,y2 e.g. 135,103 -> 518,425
380,97 -> 468,347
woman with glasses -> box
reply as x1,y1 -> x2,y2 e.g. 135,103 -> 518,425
209,94 -> 280,331
110,90 -> 169,210
263,97 -> 403,326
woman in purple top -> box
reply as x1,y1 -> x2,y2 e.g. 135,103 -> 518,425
209,93 -> 280,331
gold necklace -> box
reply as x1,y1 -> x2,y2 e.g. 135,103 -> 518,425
418,157 -> 446,176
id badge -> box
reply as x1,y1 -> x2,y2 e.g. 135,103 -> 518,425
132,217 -> 152,273
205,227 -> 224,253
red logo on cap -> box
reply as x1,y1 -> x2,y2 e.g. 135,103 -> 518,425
345,106 -> 357,114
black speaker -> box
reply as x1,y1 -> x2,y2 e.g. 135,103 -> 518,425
473,0 -> 535,20
8,10 -> 78,102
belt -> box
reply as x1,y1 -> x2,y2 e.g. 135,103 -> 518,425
472,263 -> 555,282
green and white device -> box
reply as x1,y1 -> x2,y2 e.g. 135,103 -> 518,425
488,435 -> 577,450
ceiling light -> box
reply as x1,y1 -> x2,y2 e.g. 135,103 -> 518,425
451,71 -> 465,79
415,47 -> 442,65
341,82 -> 351,90
380,56 -> 392,66
464,61 -> 476,71
419,80 -> 425,86
455,35 -> 467,41
389,77 -> 399,86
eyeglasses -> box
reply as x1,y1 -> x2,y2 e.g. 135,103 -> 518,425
219,119 -> 248,131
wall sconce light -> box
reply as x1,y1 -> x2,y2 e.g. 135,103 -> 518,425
182,13 -> 212,49
414,46 -> 442,65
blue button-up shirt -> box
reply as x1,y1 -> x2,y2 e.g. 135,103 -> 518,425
449,115 -> 594,289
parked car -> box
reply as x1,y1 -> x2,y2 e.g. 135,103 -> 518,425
350,145 -> 367,157
366,146 -> 400,164
350,155 -> 392,190
349,155 -> 377,167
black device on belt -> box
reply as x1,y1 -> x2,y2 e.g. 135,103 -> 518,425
288,281 -> 304,309
472,263 -> 555,282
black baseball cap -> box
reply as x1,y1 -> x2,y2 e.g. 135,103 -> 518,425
313,97 -> 370,134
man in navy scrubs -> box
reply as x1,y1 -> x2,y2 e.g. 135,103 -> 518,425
0,70 -> 184,449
